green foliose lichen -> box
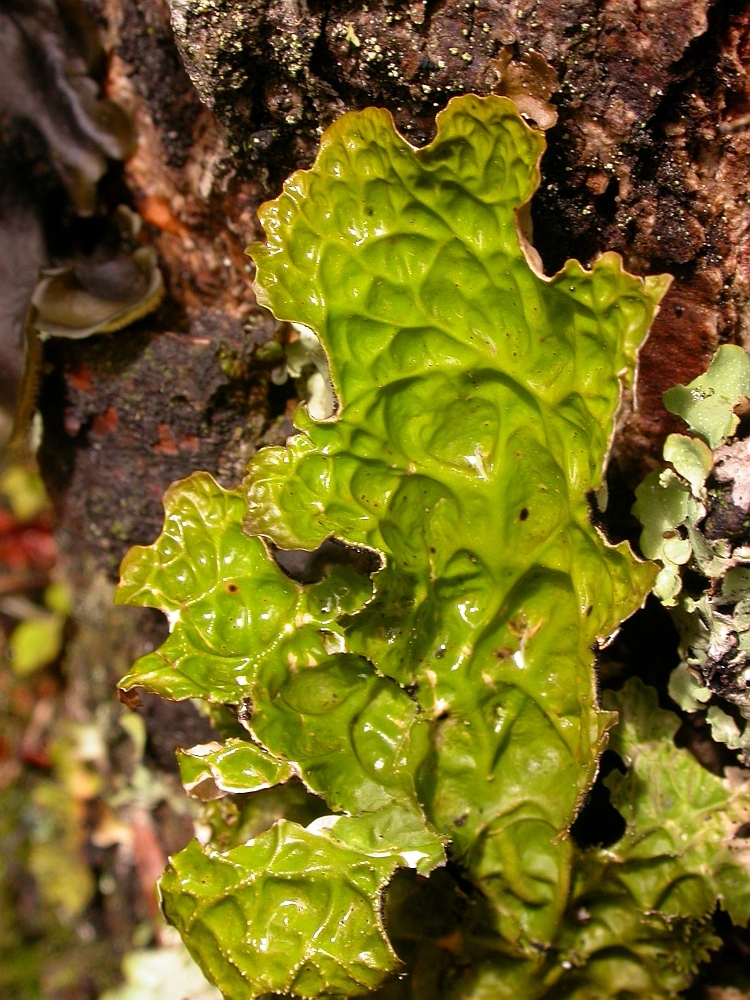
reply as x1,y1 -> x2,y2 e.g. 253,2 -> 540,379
116,97 -> 750,999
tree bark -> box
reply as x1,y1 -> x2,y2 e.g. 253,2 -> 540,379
8,0 -> 750,994
36,0 -> 750,568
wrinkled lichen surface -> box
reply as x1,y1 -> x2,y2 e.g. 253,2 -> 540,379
116,97 -> 750,1000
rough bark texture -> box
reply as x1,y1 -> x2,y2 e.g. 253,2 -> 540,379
33,0 -> 750,571
5,0 -> 750,995
162,0 -> 750,489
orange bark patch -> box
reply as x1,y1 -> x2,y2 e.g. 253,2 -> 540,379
179,434 -> 200,451
137,195 -> 189,238
69,365 -> 95,391
152,423 -> 179,455
91,406 -> 119,436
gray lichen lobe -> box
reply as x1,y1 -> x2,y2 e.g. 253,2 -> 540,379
634,346 -> 750,762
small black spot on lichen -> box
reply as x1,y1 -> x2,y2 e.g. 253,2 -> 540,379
520,507 -> 529,521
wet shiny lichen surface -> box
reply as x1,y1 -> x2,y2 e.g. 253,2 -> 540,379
116,97 -> 750,999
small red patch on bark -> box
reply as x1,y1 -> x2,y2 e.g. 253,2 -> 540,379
68,365 -> 95,391
91,407 -> 119,436
137,195 -> 189,238
180,434 -> 200,451
152,423 -> 179,455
